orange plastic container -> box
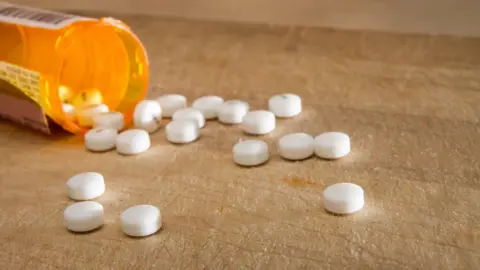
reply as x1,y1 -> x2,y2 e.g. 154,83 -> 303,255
0,3 -> 149,134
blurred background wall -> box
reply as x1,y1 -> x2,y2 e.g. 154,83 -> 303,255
11,0 -> 480,37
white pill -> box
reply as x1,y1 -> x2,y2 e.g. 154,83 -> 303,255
165,119 -> 200,144
323,183 -> 364,214
233,140 -> 269,166
121,204 -> 162,237
133,100 -> 162,133
278,133 -> 314,160
84,127 -> 117,152
156,94 -> 187,117
240,110 -> 276,135
192,96 -> 224,119
67,172 -> 105,200
217,100 -> 249,124
116,129 -> 150,155
268,94 -> 302,118
64,201 -> 104,232
92,112 -> 124,131
314,132 -> 350,159
172,108 -> 205,128
62,103 -> 76,120
76,104 -> 109,127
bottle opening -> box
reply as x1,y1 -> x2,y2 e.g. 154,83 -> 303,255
52,20 -> 149,134
54,21 -> 129,133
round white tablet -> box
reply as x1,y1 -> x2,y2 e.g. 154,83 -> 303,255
64,201 -> 104,232
62,103 -> 76,120
156,94 -> 187,118
233,140 -> 269,166
116,129 -> 151,155
76,104 -> 109,127
314,132 -> 350,159
121,204 -> 162,237
268,94 -> 302,118
84,127 -> 117,152
165,119 -> 200,144
192,96 -> 224,119
133,100 -> 162,133
278,133 -> 314,160
217,100 -> 249,124
172,108 -> 205,128
240,110 -> 276,135
323,183 -> 364,214
67,172 -> 105,200
92,112 -> 124,131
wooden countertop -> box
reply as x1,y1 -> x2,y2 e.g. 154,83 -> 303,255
1,13 -> 479,269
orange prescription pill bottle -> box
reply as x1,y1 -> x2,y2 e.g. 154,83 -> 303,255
0,3 -> 149,134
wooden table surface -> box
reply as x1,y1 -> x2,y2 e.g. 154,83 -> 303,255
1,13 -> 479,270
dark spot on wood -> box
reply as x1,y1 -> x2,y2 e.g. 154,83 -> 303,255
282,176 -> 321,189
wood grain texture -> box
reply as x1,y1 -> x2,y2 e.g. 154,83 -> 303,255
11,0 -> 480,37
1,13 -> 480,269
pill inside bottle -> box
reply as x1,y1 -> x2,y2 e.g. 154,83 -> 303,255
0,3 -> 150,134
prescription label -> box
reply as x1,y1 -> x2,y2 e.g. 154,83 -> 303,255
0,61 -> 41,103
0,3 -> 94,30
0,61 -> 52,134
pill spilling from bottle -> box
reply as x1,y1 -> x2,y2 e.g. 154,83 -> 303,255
57,90 -> 363,240
233,139 -> 270,166
323,183 -> 364,214
64,201 -> 105,232
278,132 -> 315,161
66,172 -> 105,200
121,205 -> 162,237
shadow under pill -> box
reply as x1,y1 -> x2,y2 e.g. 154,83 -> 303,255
279,156 -> 314,162
315,156 -> 344,162
234,160 -> 270,169
67,225 -> 105,235
323,209 -> 363,217
167,137 -> 203,146
123,227 -> 163,239
85,148 -> 116,154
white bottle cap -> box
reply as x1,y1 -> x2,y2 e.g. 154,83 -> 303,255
233,139 -> 269,166
323,183 -> 364,214
121,204 -> 162,237
192,96 -> 224,119
156,94 -> 187,117
165,119 -> 200,144
66,172 -> 105,201
217,100 -> 249,124
240,110 -> 276,135
76,104 -> 109,127
84,127 -> 117,152
133,100 -> 162,133
172,108 -> 205,128
116,129 -> 151,155
268,94 -> 302,118
64,201 -> 105,232
314,132 -> 350,159
93,112 -> 124,131
278,132 -> 314,160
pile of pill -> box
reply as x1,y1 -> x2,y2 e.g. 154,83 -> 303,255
60,87 -> 110,127
61,90 -> 364,237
